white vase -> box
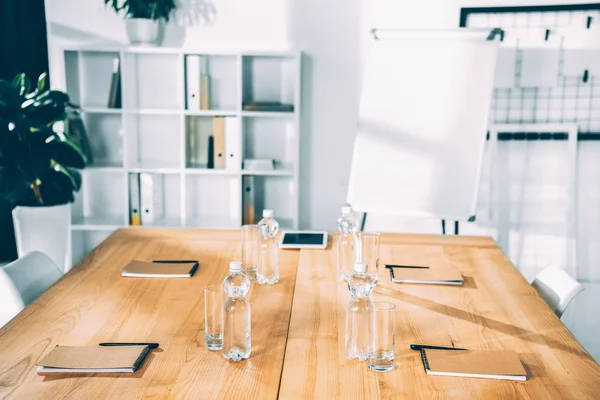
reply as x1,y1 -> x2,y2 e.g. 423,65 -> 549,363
12,204 -> 71,273
126,18 -> 164,46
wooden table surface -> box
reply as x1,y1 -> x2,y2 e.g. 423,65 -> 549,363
1,230 -> 599,399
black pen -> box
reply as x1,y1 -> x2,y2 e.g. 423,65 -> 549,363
99,342 -> 160,349
386,264 -> 430,269
410,344 -> 467,351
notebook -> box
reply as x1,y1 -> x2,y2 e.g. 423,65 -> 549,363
420,349 -> 527,381
388,266 -> 464,286
36,345 -> 151,373
121,260 -> 199,278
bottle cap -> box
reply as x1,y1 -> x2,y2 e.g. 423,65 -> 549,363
354,262 -> 367,273
342,206 -> 352,215
263,209 -> 274,218
229,261 -> 243,272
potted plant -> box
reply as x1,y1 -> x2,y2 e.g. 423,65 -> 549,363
0,73 -> 86,271
104,0 -> 178,46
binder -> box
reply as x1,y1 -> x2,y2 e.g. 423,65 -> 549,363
186,55 -> 200,110
225,117 -> 241,171
242,176 -> 255,224
213,117 -> 226,169
128,173 -> 141,226
139,173 -> 164,225
200,74 -> 210,110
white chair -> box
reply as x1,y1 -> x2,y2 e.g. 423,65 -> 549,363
0,251 -> 63,328
532,266 -> 584,318
12,204 -> 71,273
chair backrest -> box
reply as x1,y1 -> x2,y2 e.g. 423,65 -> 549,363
12,204 -> 71,273
532,266 -> 584,318
0,252 -> 63,328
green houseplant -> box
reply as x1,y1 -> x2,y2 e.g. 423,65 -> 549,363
104,0 -> 178,46
0,73 -> 86,270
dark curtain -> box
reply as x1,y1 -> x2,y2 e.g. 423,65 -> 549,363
0,0 -> 50,261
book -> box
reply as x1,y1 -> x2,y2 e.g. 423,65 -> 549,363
212,117 -> 226,168
388,266 -> 464,286
242,101 -> 294,112
36,345 -> 150,373
200,74 -> 210,110
107,57 -> 121,109
128,173 -> 141,226
186,55 -> 200,110
420,349 -> 527,381
121,260 -> 199,278
139,173 -> 164,225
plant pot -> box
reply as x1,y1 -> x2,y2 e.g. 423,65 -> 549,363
126,18 -> 164,46
12,204 -> 71,273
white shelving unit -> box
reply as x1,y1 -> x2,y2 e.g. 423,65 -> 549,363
52,46 -> 302,266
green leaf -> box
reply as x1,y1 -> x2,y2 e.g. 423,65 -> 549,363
52,162 -> 81,192
47,139 -> 87,168
12,73 -> 30,97
37,73 -> 48,92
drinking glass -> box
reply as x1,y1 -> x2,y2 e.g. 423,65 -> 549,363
242,225 -> 260,279
359,232 -> 380,281
204,284 -> 225,350
368,302 -> 396,372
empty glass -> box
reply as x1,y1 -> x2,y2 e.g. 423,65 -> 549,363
204,284 -> 225,350
368,302 -> 396,372
359,232 -> 380,281
242,225 -> 259,279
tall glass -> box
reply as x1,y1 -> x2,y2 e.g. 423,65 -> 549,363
242,225 -> 259,279
204,284 -> 225,350
359,232 -> 380,281
368,302 -> 396,372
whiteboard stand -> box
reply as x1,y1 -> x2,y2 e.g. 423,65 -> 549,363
350,28 -> 502,234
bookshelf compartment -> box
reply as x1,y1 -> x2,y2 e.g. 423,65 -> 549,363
242,176 -> 295,228
71,170 -> 126,227
123,53 -> 181,110
186,116 -> 241,170
243,118 -> 295,173
242,55 -> 296,111
81,113 -> 123,168
71,230 -> 113,265
129,172 -> 181,227
185,175 -> 241,228
184,54 -> 238,111
125,114 -> 181,169
64,50 -> 121,109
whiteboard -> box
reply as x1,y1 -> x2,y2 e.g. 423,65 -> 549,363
347,29 -> 500,221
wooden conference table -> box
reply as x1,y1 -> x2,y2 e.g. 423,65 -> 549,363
0,229 -> 599,399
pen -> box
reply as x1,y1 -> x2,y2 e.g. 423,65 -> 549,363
152,260 -> 198,264
385,264 -> 430,269
99,342 -> 160,349
410,344 -> 467,351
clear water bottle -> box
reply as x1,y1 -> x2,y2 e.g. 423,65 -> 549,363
257,209 -> 279,285
346,261 -> 376,361
337,206 -> 359,281
222,261 -> 251,362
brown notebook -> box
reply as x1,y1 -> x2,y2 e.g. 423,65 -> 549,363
388,266 -> 463,286
37,345 -> 150,373
121,260 -> 199,278
420,349 -> 527,381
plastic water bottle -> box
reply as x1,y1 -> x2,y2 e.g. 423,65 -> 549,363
222,261 -> 251,362
257,209 -> 279,285
337,206 -> 359,281
346,261 -> 376,361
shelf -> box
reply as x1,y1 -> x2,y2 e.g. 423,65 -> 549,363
241,111 -> 295,118
132,217 -> 182,228
86,162 -> 124,172
127,163 -> 181,174
125,109 -> 182,116
241,168 -> 294,176
71,215 -> 125,230
184,110 -> 237,117
82,107 -> 123,114
185,166 -> 239,175
184,216 -> 240,229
